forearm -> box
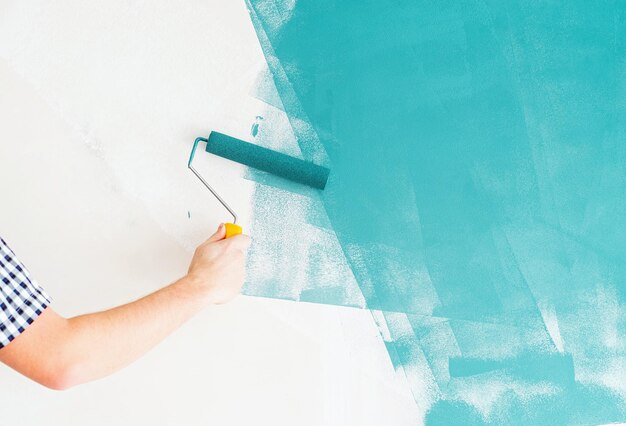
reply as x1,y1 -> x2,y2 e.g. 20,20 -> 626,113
57,276 -> 207,387
0,225 -> 249,390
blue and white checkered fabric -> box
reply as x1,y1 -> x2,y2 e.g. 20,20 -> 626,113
0,236 -> 51,349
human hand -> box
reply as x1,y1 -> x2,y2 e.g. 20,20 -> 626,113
186,223 -> 251,305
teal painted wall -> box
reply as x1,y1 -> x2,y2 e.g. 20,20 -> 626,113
244,1 -> 626,423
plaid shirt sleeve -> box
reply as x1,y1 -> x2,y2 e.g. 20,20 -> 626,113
0,236 -> 51,349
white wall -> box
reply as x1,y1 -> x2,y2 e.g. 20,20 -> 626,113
0,1 -> 418,424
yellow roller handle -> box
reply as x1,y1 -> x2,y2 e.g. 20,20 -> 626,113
224,222 -> 243,239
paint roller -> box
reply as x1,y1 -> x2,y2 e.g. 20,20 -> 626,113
188,131 -> 330,238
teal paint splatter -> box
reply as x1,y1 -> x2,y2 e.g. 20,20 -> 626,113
251,115 -> 263,137
244,0 -> 626,423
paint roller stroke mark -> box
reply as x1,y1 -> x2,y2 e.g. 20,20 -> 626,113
245,0 -> 403,311
244,2 -> 415,404
246,1 -> 452,417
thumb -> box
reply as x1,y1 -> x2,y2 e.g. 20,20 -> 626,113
206,223 -> 226,243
